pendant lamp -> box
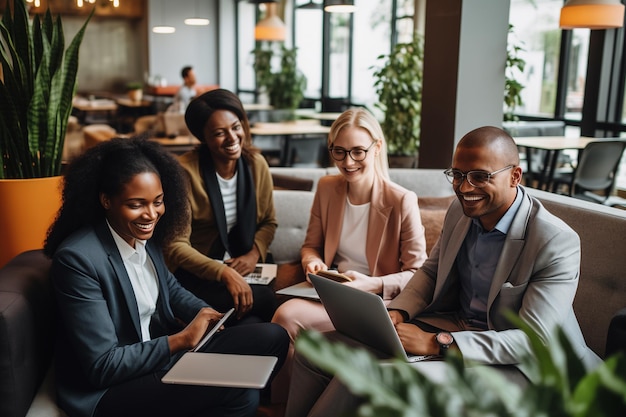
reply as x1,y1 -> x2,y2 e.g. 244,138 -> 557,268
324,0 -> 357,13
185,0 -> 210,26
560,0 -> 625,29
298,1 -> 323,9
152,0 -> 175,34
255,3 -> 286,41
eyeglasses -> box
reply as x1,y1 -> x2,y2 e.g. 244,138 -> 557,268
329,142 -> 376,162
443,165 -> 515,188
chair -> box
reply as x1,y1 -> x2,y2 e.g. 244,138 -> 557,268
550,140 -> 626,203
82,124 -> 118,151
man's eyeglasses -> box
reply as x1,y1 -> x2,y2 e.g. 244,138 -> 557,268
329,142 -> 376,162
443,165 -> 515,188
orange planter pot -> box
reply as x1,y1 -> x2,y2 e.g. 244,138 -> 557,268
0,176 -> 63,268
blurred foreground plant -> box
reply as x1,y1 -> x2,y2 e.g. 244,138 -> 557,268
296,316 -> 626,417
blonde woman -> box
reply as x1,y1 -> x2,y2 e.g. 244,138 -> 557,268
270,107 -> 428,402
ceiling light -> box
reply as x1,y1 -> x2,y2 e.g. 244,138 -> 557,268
298,1 -> 323,9
254,3 -> 286,41
185,0 -> 210,26
152,26 -> 176,34
152,0 -> 175,34
185,18 -> 210,26
324,0 -> 356,13
560,0 -> 625,29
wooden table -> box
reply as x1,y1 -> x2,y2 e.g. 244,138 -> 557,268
150,135 -> 200,154
72,97 -> 117,124
513,136 -> 613,190
250,121 -> 331,166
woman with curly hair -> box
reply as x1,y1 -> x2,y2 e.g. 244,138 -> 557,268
44,136 -> 288,417
164,89 -> 277,323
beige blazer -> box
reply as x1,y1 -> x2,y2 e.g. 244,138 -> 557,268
301,174 -> 428,300
388,186 -> 601,374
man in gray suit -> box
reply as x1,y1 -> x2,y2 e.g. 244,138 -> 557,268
285,126 -> 601,417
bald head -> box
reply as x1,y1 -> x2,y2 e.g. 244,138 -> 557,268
457,126 -> 520,166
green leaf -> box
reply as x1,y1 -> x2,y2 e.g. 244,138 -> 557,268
0,0 -> 93,178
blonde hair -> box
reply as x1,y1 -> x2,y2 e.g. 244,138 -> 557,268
328,108 -> 390,180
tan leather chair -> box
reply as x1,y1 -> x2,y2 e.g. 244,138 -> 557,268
82,124 -> 117,151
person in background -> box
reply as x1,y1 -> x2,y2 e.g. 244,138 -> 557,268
270,107 -> 428,403
44,136 -> 288,417
164,89 -> 278,324
174,66 -> 197,113
284,126 -> 601,417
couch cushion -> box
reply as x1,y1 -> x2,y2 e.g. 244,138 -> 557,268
0,250 -> 54,417
418,196 -> 455,255
271,190 -> 315,264
529,188 -> 626,357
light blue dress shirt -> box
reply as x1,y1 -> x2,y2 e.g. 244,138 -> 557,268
457,187 -> 523,329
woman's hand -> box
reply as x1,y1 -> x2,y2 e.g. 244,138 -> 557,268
224,247 -> 259,277
395,322 -> 439,356
342,270 -> 383,294
221,267 -> 253,319
303,260 -> 327,282
168,307 -> 222,353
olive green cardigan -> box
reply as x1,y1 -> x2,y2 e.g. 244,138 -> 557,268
164,150 -> 277,281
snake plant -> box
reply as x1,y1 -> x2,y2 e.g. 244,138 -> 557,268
0,0 -> 92,179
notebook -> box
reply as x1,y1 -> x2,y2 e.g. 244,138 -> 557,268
243,263 -> 278,285
308,273 -> 436,363
161,307 -> 278,388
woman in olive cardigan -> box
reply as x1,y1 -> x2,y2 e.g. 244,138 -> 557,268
165,89 -> 277,323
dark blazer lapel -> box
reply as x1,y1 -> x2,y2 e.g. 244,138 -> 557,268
198,146 -> 230,254
94,221 -> 142,340
366,178 -> 392,273
146,242 -> 176,325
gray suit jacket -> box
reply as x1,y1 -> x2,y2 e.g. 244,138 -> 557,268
51,221 -> 208,417
388,186 -> 601,376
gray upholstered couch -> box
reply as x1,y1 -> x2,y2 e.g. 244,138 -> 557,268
1,168 -> 625,417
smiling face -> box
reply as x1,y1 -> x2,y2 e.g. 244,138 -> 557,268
451,143 -> 522,231
331,126 -> 380,186
203,109 -> 243,175
100,172 -> 165,248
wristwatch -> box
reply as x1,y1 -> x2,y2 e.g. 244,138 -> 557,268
435,331 -> 454,356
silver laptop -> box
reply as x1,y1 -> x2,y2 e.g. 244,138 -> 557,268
161,308 -> 278,388
308,273 -> 436,363
275,281 -> 319,300
244,263 -> 277,285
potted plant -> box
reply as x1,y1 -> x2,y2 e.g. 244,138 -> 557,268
126,81 -> 144,102
504,24 -> 526,122
252,44 -> 307,121
372,33 -> 424,168
297,316 -> 626,417
0,0 -> 92,267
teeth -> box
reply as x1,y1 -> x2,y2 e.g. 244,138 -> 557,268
135,223 -> 153,230
225,143 -> 240,151
462,195 -> 483,201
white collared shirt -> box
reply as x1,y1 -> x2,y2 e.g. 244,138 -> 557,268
107,221 -> 159,341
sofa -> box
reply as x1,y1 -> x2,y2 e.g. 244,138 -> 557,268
2,168 -> 625,417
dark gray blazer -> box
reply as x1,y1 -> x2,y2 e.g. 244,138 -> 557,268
51,221 -> 208,417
